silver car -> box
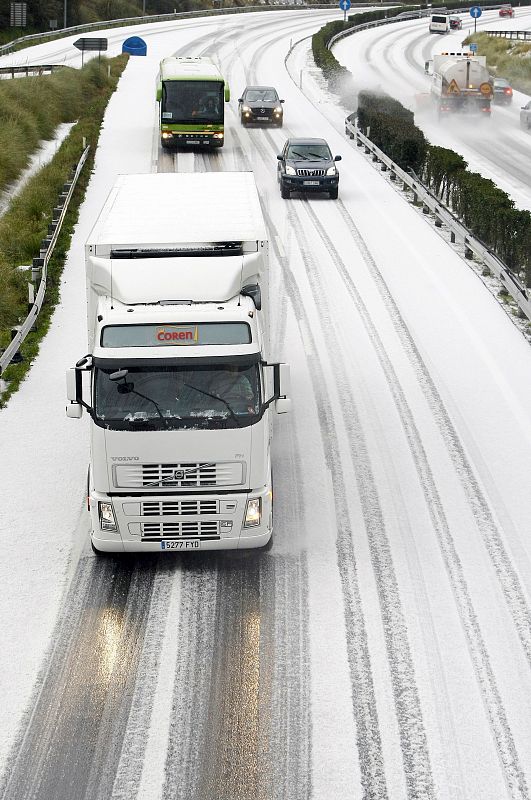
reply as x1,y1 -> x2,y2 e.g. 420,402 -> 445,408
521,101 -> 531,130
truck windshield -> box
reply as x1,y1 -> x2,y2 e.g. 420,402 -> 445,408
161,80 -> 224,124
94,363 -> 261,430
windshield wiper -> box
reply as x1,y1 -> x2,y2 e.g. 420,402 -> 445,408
291,151 -> 308,159
307,152 -> 327,160
184,383 -> 242,428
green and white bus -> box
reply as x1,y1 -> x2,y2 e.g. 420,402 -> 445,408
156,57 -> 230,149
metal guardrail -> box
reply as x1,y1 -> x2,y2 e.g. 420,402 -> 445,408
0,64 -> 69,77
0,146 -> 90,379
327,4 -> 522,48
345,118 -> 531,320
487,29 -> 531,39
0,4 -> 367,57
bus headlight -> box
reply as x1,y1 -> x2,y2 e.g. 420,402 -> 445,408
99,501 -> 117,531
244,498 -> 261,527
213,133 -> 224,139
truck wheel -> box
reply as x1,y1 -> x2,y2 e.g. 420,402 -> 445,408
281,185 -> 290,199
329,188 -> 339,200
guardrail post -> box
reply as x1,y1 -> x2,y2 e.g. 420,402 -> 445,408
422,204 -> 430,215
464,240 -> 473,259
450,231 -> 456,243
372,153 -> 379,162
389,169 -> 396,182
381,162 -> 387,172
9,328 -> 23,364
435,216 -> 442,228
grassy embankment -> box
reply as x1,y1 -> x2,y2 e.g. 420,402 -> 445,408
0,54 -> 128,407
463,32 -> 531,95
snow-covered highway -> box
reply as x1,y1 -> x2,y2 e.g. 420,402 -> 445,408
1,7 -> 531,799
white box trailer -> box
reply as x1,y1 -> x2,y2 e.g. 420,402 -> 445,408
67,172 -> 290,553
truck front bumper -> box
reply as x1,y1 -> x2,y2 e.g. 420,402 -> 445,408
90,486 -> 272,553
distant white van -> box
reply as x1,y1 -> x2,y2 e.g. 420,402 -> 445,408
429,14 -> 449,33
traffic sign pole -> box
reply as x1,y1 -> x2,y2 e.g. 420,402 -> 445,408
339,0 -> 351,22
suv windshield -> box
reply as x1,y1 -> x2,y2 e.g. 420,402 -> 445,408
287,144 -> 331,160
94,363 -> 261,430
245,89 -> 278,102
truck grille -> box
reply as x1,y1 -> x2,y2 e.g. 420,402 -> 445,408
114,461 -> 244,489
141,520 -> 219,539
141,500 -> 218,516
297,168 -> 326,177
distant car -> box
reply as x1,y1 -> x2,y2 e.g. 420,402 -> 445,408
277,138 -> 341,199
521,100 -> 531,130
238,86 -> 284,127
449,15 -> 462,29
499,4 -> 515,16
492,77 -> 513,105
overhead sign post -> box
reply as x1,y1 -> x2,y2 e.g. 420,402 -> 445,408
73,37 -> 108,67
469,5 -> 482,34
339,0 -> 351,23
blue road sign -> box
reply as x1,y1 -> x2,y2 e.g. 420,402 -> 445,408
339,0 -> 351,10
469,5 -> 482,18
469,42 -> 478,52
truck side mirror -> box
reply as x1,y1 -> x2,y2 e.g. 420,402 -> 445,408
277,154 -> 283,161
278,363 -> 290,398
334,155 -> 342,161
238,97 -> 243,103
66,367 -> 79,402
66,367 -> 83,418
275,398 -> 291,414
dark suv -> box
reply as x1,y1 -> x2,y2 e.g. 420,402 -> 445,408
238,86 -> 284,127
277,138 -> 341,199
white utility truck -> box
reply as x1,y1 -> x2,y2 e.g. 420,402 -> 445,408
425,52 -> 492,116
66,172 -> 290,554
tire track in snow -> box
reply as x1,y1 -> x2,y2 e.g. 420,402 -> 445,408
0,555 -> 158,800
335,199 -> 531,675
301,198 -> 529,800
287,200 -> 436,800
232,123 -> 391,798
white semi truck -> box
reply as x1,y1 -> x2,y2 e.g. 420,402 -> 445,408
425,52 -> 492,116
66,172 -> 290,554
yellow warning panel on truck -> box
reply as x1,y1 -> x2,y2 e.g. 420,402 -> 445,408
447,79 -> 461,94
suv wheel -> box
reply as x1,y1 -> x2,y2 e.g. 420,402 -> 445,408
281,185 -> 290,199
329,188 -> 339,200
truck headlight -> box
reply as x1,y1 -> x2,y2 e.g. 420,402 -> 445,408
274,107 -> 283,114
285,165 -> 296,176
244,498 -> 261,527
326,166 -> 337,175
99,501 -> 117,531
242,105 -> 251,113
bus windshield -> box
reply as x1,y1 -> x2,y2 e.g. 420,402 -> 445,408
161,80 -> 224,124
94,363 -> 261,430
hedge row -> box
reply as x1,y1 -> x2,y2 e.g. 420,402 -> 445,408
312,13 -> 531,283
0,54 -> 129,405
